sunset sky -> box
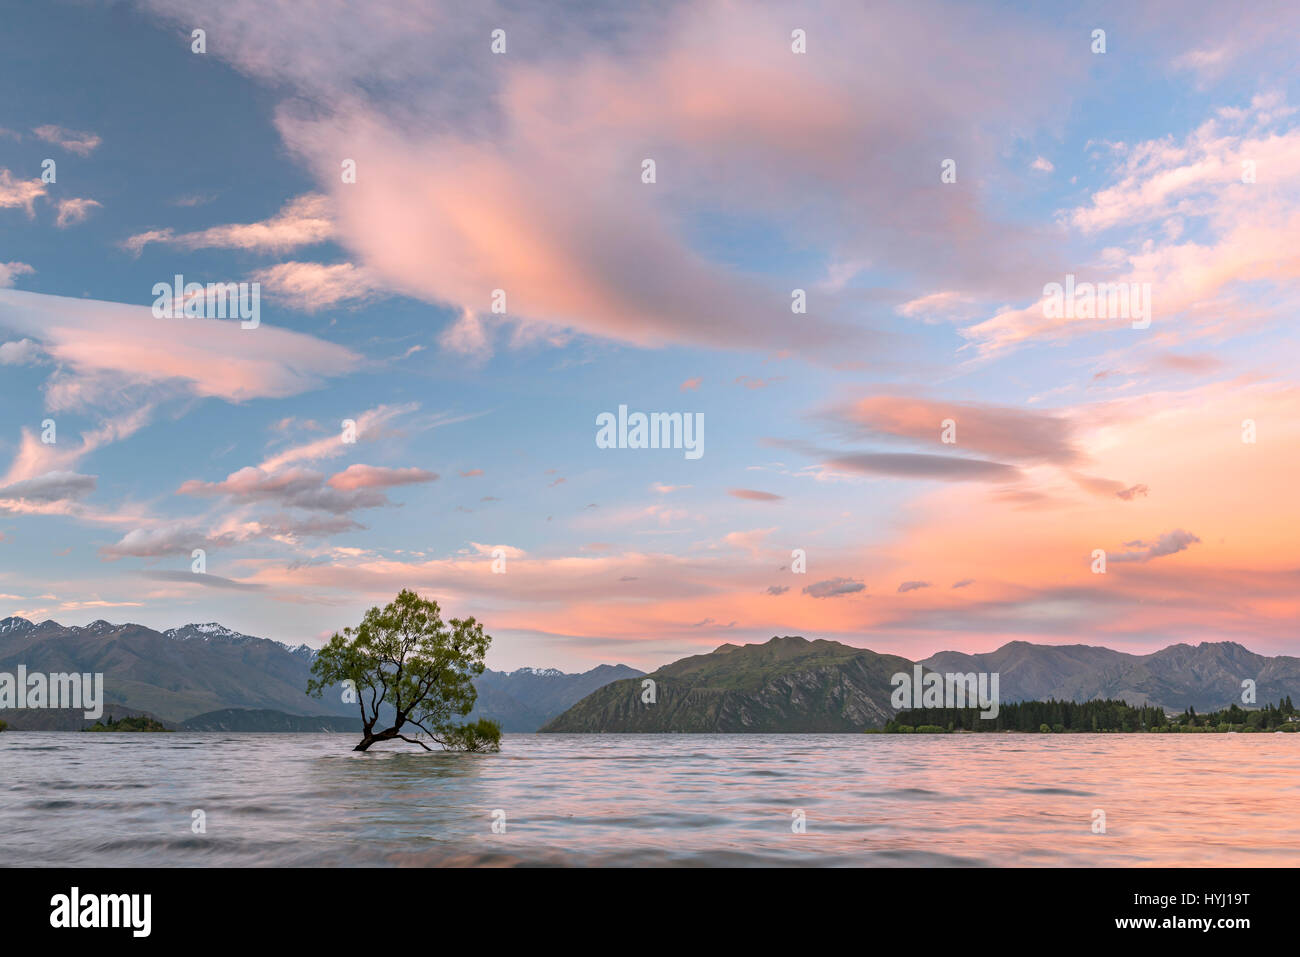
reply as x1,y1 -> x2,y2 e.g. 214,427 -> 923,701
1,0 -> 1297,671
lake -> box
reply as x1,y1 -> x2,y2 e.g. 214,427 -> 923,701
2,732 -> 1297,866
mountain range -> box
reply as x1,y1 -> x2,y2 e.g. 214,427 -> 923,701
918,639 -> 1300,712
0,617 -> 639,731
540,635 -> 1300,732
542,636 -> 914,732
4,616 -> 1296,734
469,664 -> 643,731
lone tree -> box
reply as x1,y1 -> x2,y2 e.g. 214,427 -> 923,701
308,589 -> 501,752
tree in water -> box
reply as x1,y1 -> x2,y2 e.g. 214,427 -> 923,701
307,589 -> 501,752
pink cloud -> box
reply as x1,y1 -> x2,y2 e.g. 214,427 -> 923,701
122,193 -> 333,255
827,395 -> 1082,465
32,124 -> 101,156
3,406 -> 153,485
142,0 -> 1082,356
0,169 -> 45,216
0,289 -> 359,411
179,463 -> 434,513
55,197 -> 101,228
0,262 -> 34,289
722,527 -> 777,554
728,488 -> 783,502
326,464 -> 438,491
251,260 -> 382,311
964,106 -> 1300,356
258,403 -> 417,472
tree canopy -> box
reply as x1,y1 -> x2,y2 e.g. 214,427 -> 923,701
307,589 -> 501,752
885,696 -> 1298,732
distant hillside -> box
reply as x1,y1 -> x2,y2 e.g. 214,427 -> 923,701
541,636 -> 914,732
921,640 -> 1300,713
181,708 -> 363,732
0,703 -> 173,732
0,617 -> 347,724
920,642 -> 1129,702
0,616 -> 639,731
544,635 -> 1300,732
469,664 -> 644,731
6,615 -> 1294,733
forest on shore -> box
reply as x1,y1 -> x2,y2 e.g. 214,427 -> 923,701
880,697 -> 1298,733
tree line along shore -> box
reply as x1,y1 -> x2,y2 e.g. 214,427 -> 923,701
876,698 -> 1299,733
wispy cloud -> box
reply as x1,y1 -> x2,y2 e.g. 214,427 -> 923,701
1109,529 -> 1202,563
55,197 -> 101,227
32,124 -> 101,156
0,169 -> 44,216
122,193 -> 333,255
251,261 -> 383,311
803,577 -> 866,599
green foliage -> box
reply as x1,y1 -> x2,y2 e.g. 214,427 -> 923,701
1178,699 -> 1295,731
308,589 -> 501,752
83,715 -> 170,732
0,718 -> 7,733
437,718 -> 502,753
887,697 -> 1299,733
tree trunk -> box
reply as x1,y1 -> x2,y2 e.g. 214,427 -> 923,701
353,725 -> 401,751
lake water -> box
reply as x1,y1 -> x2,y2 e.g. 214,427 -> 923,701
2,732 -> 1297,866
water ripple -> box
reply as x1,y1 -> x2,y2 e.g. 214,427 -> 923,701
0,732 -> 1296,866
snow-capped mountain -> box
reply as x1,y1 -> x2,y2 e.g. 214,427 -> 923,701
163,621 -> 251,642
0,615 -> 641,730
509,667 -> 565,678
162,622 -> 316,660
0,616 -> 34,636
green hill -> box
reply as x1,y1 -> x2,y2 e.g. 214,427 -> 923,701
541,635 -> 915,732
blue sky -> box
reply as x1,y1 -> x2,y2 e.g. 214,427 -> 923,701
1,0 -> 1298,670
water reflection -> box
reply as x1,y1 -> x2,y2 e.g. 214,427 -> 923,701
1,732 -> 1296,866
